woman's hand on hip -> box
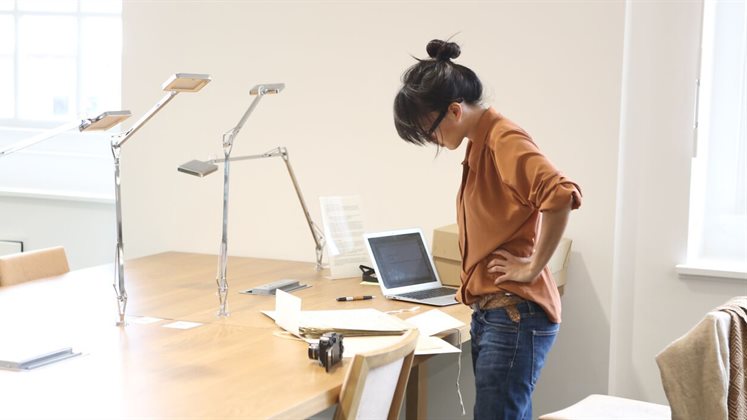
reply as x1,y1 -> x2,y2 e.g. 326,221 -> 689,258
487,249 -> 538,284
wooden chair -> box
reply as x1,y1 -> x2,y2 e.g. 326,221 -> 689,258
0,246 -> 70,287
334,329 -> 419,420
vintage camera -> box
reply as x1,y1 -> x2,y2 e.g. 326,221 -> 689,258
308,332 -> 344,372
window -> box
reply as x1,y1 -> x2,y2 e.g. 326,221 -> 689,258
681,0 -> 747,278
0,0 -> 122,200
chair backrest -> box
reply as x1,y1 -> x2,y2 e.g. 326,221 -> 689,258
334,329 -> 419,420
0,246 -> 70,287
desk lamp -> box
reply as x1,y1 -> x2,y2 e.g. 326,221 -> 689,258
111,73 -> 211,326
177,83 -> 324,317
0,111 -> 131,158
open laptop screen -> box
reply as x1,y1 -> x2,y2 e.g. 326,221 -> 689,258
367,232 -> 439,289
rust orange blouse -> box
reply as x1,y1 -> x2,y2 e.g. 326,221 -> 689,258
456,108 -> 582,323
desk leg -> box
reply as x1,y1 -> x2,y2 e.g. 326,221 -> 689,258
405,363 -> 427,420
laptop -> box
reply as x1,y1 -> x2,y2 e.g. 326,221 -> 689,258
364,228 -> 458,307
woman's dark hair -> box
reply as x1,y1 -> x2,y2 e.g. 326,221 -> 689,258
394,39 -> 483,146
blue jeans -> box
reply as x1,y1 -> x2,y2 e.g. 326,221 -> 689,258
470,300 -> 559,420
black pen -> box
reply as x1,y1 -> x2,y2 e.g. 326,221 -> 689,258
336,295 -> 374,302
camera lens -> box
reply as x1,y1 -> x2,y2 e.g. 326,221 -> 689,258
308,343 -> 320,360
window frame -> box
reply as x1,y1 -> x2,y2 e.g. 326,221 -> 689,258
0,0 -> 122,202
678,0 -> 747,280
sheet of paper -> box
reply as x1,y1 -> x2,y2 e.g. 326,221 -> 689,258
338,334 -> 461,357
319,195 -> 369,279
300,308 -> 410,332
162,321 -> 202,330
405,309 -> 465,337
415,336 -> 461,355
264,308 -> 409,336
275,289 -> 301,336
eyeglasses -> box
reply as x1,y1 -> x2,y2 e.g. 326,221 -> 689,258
425,98 -> 463,139
426,108 -> 449,139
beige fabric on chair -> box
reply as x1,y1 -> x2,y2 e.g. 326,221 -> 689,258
657,296 -> 747,420
656,310 -> 730,420
0,246 -> 70,287
334,329 -> 419,420
538,394 -> 670,419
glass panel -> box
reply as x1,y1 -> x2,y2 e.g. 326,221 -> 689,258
0,57 -> 14,119
19,15 -> 77,56
0,1 -> 14,11
17,56 -> 77,121
0,16 -> 13,55
17,0 -> 77,13
80,17 -> 121,115
80,0 -> 121,14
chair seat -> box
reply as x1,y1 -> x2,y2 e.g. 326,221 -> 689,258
538,394 -> 671,420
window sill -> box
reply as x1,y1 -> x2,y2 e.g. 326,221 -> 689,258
676,261 -> 747,280
0,187 -> 114,205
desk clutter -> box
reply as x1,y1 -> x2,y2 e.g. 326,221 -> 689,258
263,290 -> 463,367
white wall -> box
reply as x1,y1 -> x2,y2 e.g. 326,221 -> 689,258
122,1 -> 624,415
0,195 -> 114,269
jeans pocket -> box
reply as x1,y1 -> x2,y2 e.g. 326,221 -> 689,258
481,308 -> 519,332
530,326 -> 559,387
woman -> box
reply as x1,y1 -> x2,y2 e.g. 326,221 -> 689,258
393,39 -> 582,420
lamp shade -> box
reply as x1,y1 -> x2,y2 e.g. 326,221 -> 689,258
162,73 -> 212,92
79,110 -> 132,132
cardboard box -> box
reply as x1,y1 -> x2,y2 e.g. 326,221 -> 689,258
432,224 -> 461,287
431,224 -> 572,294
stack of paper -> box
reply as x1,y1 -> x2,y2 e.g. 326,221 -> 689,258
265,290 -> 465,357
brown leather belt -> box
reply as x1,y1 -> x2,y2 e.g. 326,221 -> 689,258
473,293 -> 525,322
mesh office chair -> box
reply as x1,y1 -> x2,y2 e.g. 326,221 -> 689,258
334,329 -> 419,420
0,246 -> 70,287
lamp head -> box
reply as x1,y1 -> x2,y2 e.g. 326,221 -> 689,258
178,159 -> 219,177
162,73 -> 212,92
79,110 -> 132,131
250,83 -> 285,96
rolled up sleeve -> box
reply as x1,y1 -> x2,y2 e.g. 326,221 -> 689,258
491,131 -> 582,212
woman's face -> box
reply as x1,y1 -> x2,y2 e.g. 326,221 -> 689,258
426,105 -> 465,150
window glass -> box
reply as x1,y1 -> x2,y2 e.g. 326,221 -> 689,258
0,57 -> 13,119
0,16 -> 13,54
17,0 -> 77,13
687,0 -> 747,266
0,1 -> 12,11
18,56 -> 77,121
0,15 -> 13,118
19,15 -> 77,56
80,0 -> 121,14
80,17 -> 121,116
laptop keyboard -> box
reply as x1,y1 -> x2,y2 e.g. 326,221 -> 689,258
398,287 -> 456,300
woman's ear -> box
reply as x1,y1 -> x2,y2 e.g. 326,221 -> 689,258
449,101 -> 463,121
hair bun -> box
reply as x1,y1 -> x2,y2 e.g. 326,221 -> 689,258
426,39 -> 461,61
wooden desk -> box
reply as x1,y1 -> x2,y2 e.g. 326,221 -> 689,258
0,252 -> 471,419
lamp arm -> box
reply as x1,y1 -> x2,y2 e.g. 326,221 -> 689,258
0,121 -> 80,158
206,147 -> 326,270
207,147 -> 284,164
113,91 -> 178,148
278,148 -> 326,271
224,94 -> 264,149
